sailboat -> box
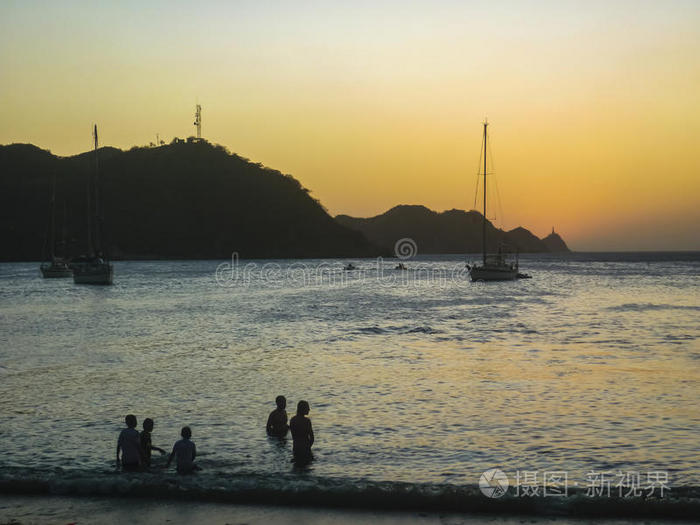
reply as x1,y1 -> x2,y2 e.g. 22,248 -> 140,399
73,125 -> 113,285
40,174 -> 72,278
468,120 -> 519,282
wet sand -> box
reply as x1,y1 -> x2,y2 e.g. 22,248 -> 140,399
0,495 -> 687,525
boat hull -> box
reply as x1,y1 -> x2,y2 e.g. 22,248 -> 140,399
41,266 -> 73,278
40,261 -> 72,278
469,265 -> 518,282
73,264 -> 113,285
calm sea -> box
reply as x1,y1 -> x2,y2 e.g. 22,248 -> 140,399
0,253 -> 699,508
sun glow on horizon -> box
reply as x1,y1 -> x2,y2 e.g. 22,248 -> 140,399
1,0 -> 699,250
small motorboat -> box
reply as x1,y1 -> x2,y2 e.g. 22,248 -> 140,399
344,263 -> 357,271
395,263 -> 407,270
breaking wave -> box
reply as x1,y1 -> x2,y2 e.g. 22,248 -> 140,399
1,469 -> 699,520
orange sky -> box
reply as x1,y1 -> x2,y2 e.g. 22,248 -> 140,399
1,1 -> 698,250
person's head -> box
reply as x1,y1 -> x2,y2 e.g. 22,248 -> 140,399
125,414 -> 137,428
143,418 -> 154,432
296,400 -> 310,416
181,426 -> 192,439
275,395 -> 286,410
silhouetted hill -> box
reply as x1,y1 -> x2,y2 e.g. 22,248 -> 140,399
336,205 -> 570,254
0,140 -> 381,261
542,229 -> 570,252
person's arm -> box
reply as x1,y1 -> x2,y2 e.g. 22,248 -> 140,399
192,442 -> 197,461
308,420 -> 314,447
141,435 -> 165,455
266,412 -> 274,434
165,446 -> 175,469
116,432 -> 123,467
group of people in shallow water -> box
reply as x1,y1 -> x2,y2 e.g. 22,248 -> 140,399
115,396 -> 314,474
116,415 -> 199,474
266,396 -> 314,465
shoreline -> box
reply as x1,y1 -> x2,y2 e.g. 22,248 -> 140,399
1,476 -> 698,522
0,494 -> 689,525
2,251 -> 700,264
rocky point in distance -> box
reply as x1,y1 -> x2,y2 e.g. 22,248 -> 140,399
337,205 -> 569,256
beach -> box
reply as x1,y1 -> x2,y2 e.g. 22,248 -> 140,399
1,495 -> 692,525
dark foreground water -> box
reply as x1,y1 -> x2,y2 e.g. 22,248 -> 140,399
0,253 -> 698,517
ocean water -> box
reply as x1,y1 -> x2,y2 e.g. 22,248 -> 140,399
0,253 -> 699,511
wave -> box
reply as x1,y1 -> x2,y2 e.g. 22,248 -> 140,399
606,303 -> 700,312
1,469 -> 698,520
353,325 -> 439,335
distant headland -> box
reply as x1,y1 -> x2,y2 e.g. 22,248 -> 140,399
337,205 -> 569,256
0,139 -> 568,261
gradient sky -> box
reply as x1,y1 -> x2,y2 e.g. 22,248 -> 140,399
1,0 -> 699,250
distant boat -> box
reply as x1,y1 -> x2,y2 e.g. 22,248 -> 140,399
344,263 -> 357,271
468,120 -> 520,282
40,174 -> 72,278
41,259 -> 72,278
395,263 -> 407,271
73,125 -> 113,285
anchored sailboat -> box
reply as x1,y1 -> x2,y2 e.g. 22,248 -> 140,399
468,120 -> 519,282
73,125 -> 113,285
40,174 -> 72,278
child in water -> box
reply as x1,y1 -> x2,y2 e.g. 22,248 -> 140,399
140,417 -> 166,467
116,414 -> 143,471
166,426 -> 199,474
289,400 -> 314,464
266,395 -> 289,437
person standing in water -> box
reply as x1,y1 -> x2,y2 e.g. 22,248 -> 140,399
166,426 -> 199,474
140,417 -> 165,467
266,395 -> 289,437
116,414 -> 143,471
289,400 -> 314,465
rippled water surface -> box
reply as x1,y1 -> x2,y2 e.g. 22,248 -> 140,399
1,253 -> 699,489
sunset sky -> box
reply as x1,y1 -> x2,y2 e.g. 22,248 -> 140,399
1,1 -> 698,250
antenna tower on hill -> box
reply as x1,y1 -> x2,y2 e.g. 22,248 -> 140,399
193,104 -> 202,139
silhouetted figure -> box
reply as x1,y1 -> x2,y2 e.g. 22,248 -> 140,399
289,400 -> 314,465
116,414 -> 143,471
166,426 -> 199,474
140,417 -> 166,467
266,395 -> 289,437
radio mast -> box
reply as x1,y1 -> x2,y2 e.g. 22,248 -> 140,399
193,104 -> 202,139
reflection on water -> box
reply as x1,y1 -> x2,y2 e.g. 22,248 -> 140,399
0,254 -> 698,487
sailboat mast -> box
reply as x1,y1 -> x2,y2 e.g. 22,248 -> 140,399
93,124 -> 101,255
61,200 -> 67,258
49,174 -> 57,259
482,120 -> 488,265
85,141 -> 93,256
